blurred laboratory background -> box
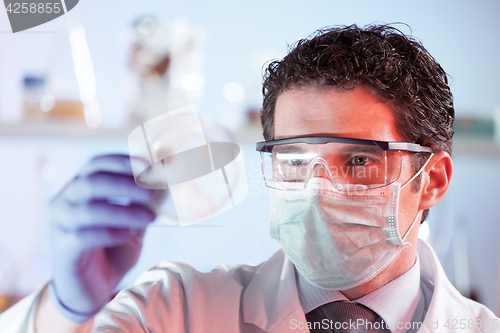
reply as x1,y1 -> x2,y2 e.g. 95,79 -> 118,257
0,0 -> 499,316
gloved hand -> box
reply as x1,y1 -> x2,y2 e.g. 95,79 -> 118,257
47,154 -> 159,323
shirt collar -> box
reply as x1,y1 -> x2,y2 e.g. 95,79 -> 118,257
297,255 -> 421,333
296,269 -> 347,314
357,256 -> 421,333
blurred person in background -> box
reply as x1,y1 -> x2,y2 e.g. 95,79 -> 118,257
1,24 -> 498,333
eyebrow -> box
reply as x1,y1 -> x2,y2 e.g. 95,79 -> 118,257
272,143 -> 384,155
273,144 -> 307,153
336,145 -> 383,155
276,152 -> 318,160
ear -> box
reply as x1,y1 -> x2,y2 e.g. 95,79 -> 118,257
418,151 -> 453,211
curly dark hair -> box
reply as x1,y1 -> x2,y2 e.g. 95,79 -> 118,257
260,24 -> 454,222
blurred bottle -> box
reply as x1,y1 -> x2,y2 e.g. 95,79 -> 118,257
21,74 -> 86,123
21,76 -> 47,120
0,247 -> 15,314
124,17 -> 207,126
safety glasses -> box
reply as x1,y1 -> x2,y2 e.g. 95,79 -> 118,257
256,136 -> 433,191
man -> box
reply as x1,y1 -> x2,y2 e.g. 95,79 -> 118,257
1,24 -> 498,332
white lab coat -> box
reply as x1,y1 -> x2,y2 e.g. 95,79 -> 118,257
1,239 -> 498,332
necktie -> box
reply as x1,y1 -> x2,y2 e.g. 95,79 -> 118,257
305,301 -> 391,333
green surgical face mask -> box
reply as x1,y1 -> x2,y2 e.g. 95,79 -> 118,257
269,156 -> 431,290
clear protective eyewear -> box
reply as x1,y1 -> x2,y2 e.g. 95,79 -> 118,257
256,136 -> 433,191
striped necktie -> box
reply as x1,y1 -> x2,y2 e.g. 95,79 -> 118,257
305,301 -> 391,333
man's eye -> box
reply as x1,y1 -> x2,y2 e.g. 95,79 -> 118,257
288,159 -> 304,166
351,156 -> 369,166
276,153 -> 312,167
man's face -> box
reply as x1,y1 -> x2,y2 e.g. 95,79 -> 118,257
273,85 -> 423,246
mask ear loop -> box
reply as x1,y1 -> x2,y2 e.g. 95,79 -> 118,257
401,153 -> 434,190
400,153 -> 434,240
401,212 -> 421,241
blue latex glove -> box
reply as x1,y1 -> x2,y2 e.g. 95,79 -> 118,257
47,154 -> 159,323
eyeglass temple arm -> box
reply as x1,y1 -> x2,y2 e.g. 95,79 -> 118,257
385,142 -> 433,153
256,139 -> 433,153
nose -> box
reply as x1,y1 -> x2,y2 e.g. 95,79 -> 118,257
307,160 -> 332,183
305,160 -> 346,191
